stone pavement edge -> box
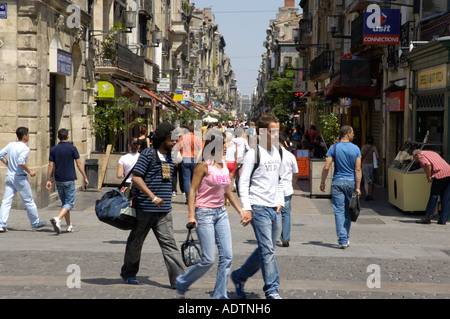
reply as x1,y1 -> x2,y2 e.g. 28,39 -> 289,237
0,180 -> 449,301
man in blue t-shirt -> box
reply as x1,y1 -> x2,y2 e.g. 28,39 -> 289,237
320,125 -> 361,248
46,128 -> 89,234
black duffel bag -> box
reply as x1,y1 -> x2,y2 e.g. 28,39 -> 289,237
95,188 -> 136,230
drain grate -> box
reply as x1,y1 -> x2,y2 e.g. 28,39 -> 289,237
356,217 -> 385,224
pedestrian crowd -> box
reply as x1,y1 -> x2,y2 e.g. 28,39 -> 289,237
0,112 -> 449,299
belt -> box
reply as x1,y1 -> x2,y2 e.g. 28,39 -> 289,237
16,174 -> 27,176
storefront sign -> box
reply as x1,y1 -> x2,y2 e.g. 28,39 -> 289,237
387,90 -> 405,112
0,3 -> 6,19
98,81 -> 115,98
417,64 -> 447,91
363,5 -> 400,45
173,90 -> 183,101
194,93 -> 205,103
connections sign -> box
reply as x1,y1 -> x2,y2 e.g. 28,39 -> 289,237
363,5 -> 400,45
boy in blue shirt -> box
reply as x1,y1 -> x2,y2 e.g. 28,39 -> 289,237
46,128 -> 89,234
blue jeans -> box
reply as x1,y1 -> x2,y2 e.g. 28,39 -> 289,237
331,179 -> 355,245
181,158 -> 196,202
176,206 -> 232,299
426,177 -> 450,224
56,181 -> 76,211
233,205 -> 280,297
280,195 -> 292,242
0,175 -> 40,228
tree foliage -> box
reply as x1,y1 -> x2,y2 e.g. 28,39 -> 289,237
263,70 -> 294,127
309,98 -> 340,148
88,97 -> 144,151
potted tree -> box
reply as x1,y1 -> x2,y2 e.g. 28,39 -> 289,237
100,23 -> 127,66
308,98 -> 340,197
88,96 -> 145,151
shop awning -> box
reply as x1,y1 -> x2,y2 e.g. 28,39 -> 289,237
325,75 -> 377,100
142,89 -> 170,107
189,101 -> 206,114
116,79 -> 152,100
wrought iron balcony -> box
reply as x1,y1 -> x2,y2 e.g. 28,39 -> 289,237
309,50 -> 334,80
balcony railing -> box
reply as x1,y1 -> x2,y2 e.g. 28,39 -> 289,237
139,0 -> 153,17
309,50 -> 334,80
96,43 -> 145,78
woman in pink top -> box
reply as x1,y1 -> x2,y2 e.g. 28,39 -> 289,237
176,131 -> 249,299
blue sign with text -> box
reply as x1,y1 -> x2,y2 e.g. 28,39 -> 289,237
0,3 -> 7,19
57,49 -> 72,76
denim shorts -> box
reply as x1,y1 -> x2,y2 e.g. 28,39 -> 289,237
56,181 -> 76,211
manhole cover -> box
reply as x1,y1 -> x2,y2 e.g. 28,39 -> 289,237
356,217 -> 385,224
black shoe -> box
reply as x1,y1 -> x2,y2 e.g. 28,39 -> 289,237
282,241 -> 289,247
437,220 -> 447,225
416,217 -> 431,224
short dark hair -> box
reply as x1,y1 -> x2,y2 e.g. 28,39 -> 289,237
257,113 -> 278,130
16,127 -> 29,141
339,125 -> 353,139
57,128 -> 69,140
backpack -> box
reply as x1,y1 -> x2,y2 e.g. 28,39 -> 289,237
234,145 -> 283,197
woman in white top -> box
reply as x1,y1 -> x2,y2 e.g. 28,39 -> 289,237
117,138 -> 140,186
225,132 -> 237,196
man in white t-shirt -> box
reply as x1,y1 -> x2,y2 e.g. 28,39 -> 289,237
278,133 -> 299,247
231,113 -> 284,300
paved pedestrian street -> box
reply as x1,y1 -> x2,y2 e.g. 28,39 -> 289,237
1,181 -> 449,301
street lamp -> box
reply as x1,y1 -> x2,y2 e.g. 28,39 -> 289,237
142,30 -> 163,48
89,10 -> 137,37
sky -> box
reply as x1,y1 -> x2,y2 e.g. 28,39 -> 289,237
190,0 -> 301,96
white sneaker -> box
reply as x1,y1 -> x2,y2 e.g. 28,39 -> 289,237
0,227 -> 8,233
66,224 -> 74,233
50,217 -> 61,234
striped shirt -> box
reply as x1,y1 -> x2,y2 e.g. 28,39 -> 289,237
131,147 -> 174,213
417,150 -> 450,180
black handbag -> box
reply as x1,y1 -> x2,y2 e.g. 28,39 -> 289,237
181,223 -> 202,267
349,192 -> 361,222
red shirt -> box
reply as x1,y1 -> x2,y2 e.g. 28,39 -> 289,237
417,150 -> 450,179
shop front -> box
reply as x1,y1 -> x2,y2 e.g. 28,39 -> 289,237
407,39 -> 450,160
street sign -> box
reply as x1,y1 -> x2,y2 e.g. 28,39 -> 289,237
0,3 -> 7,19
182,90 -> 190,101
56,49 -> 72,76
293,81 -> 306,93
157,78 -> 170,91
363,5 -> 400,45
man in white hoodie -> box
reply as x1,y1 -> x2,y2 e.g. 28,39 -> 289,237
231,113 -> 284,299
